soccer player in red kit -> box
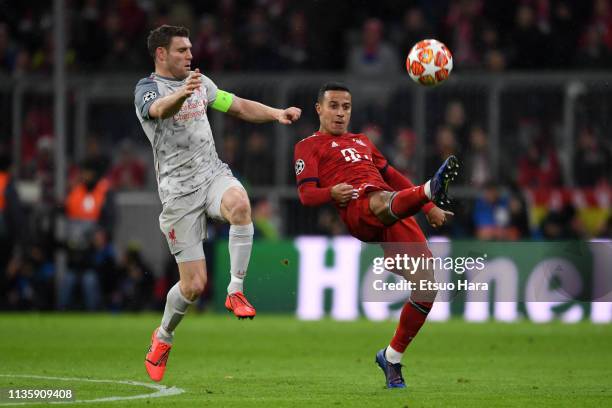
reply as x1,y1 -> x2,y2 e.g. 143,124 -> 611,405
294,83 -> 459,389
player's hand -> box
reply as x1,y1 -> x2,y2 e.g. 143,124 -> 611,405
277,107 -> 302,125
331,183 -> 355,207
182,68 -> 202,98
425,206 -> 454,228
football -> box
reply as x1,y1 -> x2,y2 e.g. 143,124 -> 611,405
406,39 -> 453,86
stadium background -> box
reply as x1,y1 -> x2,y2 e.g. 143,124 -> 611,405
0,0 -> 611,315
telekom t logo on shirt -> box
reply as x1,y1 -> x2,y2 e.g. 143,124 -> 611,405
341,147 -> 370,163
341,148 -> 361,163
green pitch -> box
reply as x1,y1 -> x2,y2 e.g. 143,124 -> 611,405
0,313 -> 610,407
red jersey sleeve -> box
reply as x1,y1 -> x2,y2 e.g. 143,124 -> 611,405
294,137 -> 332,206
361,135 -> 435,213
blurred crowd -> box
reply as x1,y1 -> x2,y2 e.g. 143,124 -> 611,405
1,0 -> 611,311
3,0 -> 612,75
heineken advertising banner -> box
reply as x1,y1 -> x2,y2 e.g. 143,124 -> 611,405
214,237 -> 612,323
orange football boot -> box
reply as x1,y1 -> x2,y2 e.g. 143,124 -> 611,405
145,328 -> 172,382
225,291 -> 256,319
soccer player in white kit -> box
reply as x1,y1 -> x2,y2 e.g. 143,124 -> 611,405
134,25 -> 301,382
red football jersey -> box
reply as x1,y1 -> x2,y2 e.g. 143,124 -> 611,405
294,131 -> 392,192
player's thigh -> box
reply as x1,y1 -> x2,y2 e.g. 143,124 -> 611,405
205,174 -> 248,221
383,217 -> 427,243
159,189 -> 207,256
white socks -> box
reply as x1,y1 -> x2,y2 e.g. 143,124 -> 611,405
227,223 -> 254,294
158,283 -> 193,343
385,345 -> 403,364
424,180 -> 432,200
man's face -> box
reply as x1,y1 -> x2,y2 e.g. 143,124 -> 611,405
316,90 -> 352,136
158,36 -> 193,80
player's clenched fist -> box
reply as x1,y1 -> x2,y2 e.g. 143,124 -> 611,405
331,183 -> 355,207
182,68 -> 202,98
277,107 -> 302,125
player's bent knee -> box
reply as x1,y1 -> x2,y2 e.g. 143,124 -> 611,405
222,188 -> 252,224
369,191 -> 396,225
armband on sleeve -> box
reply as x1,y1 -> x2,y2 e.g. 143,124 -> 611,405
211,89 -> 233,112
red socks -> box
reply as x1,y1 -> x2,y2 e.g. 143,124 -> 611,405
390,300 -> 433,353
389,186 -> 429,220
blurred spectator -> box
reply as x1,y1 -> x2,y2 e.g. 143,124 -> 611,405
540,204 -> 586,239
477,22 -> 508,71
0,23 -> 18,73
443,0 -> 485,69
1,1 -> 611,74
253,199 -> 280,240
58,158 -> 116,310
279,11 -> 312,70
92,228 -> 119,309
394,8 -> 433,57
117,245 -> 154,311
464,125 -> 492,187
510,4 -> 550,69
73,0 -> 107,71
361,123 -> 384,147
575,24 -> 612,68
518,137 -> 562,188
240,8 -> 283,70
0,150 -> 27,309
473,183 -> 523,240
347,18 -> 400,76
551,1 -> 580,66
221,134 -> 242,174
109,139 -> 147,190
508,185 -> 531,239
573,127 -> 611,187
426,125 -> 459,177
444,100 -> 469,149
389,128 -> 418,180
20,107 -> 53,166
243,131 -> 274,186
587,0 -> 612,49
192,15 -> 222,70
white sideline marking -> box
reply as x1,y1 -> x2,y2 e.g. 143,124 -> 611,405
0,374 -> 184,405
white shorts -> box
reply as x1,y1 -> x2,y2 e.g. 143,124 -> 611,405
159,173 -> 244,262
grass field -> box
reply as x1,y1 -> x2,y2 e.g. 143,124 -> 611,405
0,313 -> 611,407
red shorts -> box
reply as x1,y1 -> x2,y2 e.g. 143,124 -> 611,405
340,194 -> 428,244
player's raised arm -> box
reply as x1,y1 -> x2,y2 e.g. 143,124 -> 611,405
225,95 -> 301,125
148,70 -> 203,119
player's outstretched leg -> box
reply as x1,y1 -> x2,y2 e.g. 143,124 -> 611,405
375,348 -> 406,389
428,155 -> 460,209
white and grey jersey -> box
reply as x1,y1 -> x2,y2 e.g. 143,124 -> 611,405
134,73 -> 232,204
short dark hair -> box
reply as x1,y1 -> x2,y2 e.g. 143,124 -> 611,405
317,82 -> 351,103
147,25 -> 190,59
